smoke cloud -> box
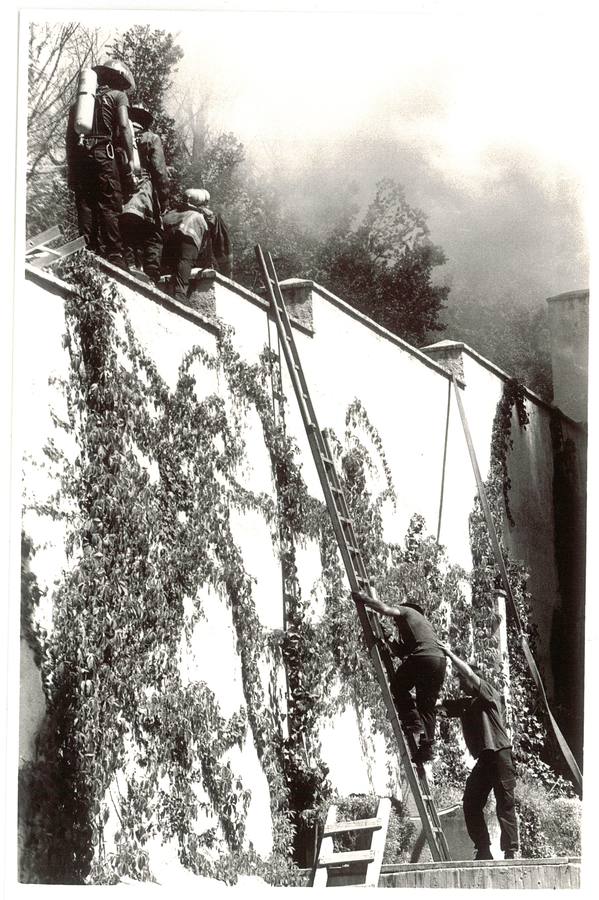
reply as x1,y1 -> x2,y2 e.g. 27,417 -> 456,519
264,133 -> 588,312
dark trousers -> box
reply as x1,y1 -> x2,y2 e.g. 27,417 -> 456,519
120,215 -> 163,282
392,655 -> 446,746
73,145 -> 126,268
162,233 -> 198,303
463,748 -> 519,852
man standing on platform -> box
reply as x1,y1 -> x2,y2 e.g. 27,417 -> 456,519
66,58 -> 136,269
436,640 -> 519,861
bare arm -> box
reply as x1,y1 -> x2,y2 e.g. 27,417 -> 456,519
116,105 -> 134,166
436,640 -> 480,692
352,591 -> 404,620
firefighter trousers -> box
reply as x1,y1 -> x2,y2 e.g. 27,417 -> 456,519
463,748 -> 519,853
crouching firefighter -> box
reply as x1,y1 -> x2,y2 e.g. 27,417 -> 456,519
119,104 -> 170,284
66,58 -> 137,269
162,188 -> 233,302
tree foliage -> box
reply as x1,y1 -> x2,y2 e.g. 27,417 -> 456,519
444,293 -> 553,400
308,179 -> 449,345
26,23 -> 103,238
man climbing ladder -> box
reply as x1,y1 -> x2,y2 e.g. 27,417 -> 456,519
254,244 -> 451,863
353,593 -> 446,765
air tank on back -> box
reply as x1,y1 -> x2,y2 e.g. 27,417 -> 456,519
73,68 -> 98,135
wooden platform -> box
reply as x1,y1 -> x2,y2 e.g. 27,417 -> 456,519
301,857 -> 580,888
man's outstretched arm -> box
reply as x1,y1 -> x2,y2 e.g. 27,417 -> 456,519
352,591 -> 403,619
436,640 -> 481,692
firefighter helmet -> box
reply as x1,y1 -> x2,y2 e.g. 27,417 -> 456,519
185,188 -> 210,210
92,58 -> 136,92
129,104 -> 153,130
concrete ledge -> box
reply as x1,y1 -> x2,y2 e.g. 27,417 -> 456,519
311,281 -> 465,387
422,338 -> 586,432
378,857 -> 581,889
299,858 -> 580,888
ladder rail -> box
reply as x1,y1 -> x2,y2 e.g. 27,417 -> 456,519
256,245 -> 451,863
313,797 -> 391,888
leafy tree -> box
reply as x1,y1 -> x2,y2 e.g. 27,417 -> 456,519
174,93 -> 321,284
26,23 -> 104,238
309,179 -> 449,346
443,294 -> 553,400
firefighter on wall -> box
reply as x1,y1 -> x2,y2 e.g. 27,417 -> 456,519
119,104 -> 170,284
66,58 -> 137,269
162,188 -> 233,302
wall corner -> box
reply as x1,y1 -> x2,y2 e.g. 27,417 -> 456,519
279,278 -> 314,332
187,268 -> 218,320
421,341 -> 465,383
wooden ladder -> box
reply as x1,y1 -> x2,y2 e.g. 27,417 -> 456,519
25,225 -> 86,269
255,245 -> 452,864
313,797 -> 391,888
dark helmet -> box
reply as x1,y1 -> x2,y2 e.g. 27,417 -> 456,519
129,104 -> 153,130
92,58 -> 136,92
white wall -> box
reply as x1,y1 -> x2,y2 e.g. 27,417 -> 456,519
18,263 -> 584,865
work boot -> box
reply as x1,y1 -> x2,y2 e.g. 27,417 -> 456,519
504,850 -> 517,860
413,739 -> 435,764
474,847 -> 493,861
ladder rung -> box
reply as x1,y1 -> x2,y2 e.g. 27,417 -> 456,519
25,224 -> 62,250
323,817 -> 382,837
317,849 -> 376,867
255,245 -> 451,865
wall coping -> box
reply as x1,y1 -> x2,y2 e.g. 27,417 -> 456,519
422,339 -> 586,433
25,262 -> 445,366
379,856 -> 581,873
298,857 -> 581,886
25,261 -> 583,433
309,281 -> 464,385
546,289 -> 589,304
25,261 -> 221,335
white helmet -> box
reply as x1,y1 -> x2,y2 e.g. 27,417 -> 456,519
185,188 -> 210,210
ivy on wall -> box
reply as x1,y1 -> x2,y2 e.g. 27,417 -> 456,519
20,255 -> 579,882
20,255 -> 301,882
467,378 -> 578,810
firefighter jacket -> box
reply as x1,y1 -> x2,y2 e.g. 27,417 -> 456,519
162,208 -> 208,250
121,130 -> 170,226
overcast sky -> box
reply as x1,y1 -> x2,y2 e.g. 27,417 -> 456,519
19,1 -> 594,306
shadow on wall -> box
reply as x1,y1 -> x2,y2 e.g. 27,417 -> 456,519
549,416 -> 586,769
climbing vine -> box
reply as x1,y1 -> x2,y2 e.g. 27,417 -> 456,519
489,377 -> 530,527
21,254 -> 579,882
468,378 -> 576,796
20,254 -> 303,882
